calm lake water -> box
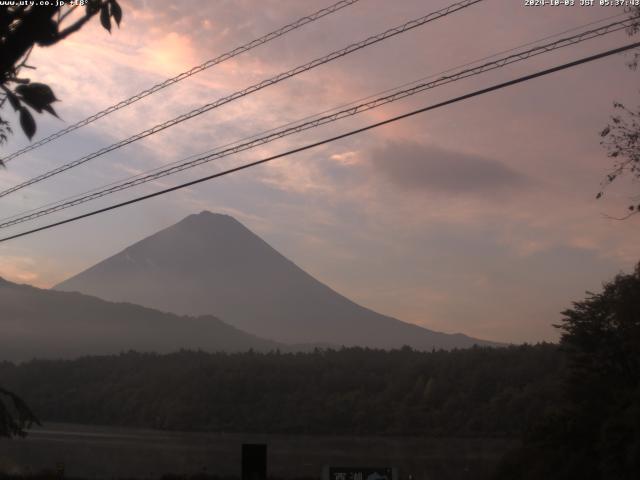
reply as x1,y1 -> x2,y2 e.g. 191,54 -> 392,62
0,423 -> 517,480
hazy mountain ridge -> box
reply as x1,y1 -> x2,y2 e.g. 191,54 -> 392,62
55,211 -> 498,350
0,277 -> 282,362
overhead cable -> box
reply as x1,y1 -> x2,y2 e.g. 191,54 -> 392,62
0,0 -> 483,198
0,16 -> 634,230
1,40 -> 637,243
0,0 -> 362,165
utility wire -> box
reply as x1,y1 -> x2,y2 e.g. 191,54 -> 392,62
0,15 -> 632,226
1,40 -> 637,244
0,13 -> 633,229
0,0 -> 361,165
0,10 -> 626,148
20,0 -> 602,226
0,16 -> 635,230
0,0 -> 483,199
21,2 -> 621,224
1,10 -> 627,223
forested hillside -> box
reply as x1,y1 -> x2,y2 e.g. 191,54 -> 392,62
0,344 -> 562,436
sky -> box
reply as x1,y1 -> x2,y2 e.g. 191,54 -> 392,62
0,0 -> 639,344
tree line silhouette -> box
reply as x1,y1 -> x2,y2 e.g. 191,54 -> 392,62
0,344 -> 563,437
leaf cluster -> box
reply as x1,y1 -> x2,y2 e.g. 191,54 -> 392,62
596,7 -> 640,217
598,102 -> 640,216
0,0 -> 123,149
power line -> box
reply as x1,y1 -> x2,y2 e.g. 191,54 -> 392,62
5,11 -> 626,220
1,14 -> 634,230
0,15 -> 634,230
0,0 -> 361,165
1,40 -> 637,244
0,0 -> 483,199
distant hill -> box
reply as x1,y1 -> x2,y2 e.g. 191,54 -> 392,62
0,277 -> 281,362
55,211 -> 497,349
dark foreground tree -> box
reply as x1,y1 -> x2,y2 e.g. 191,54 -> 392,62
0,0 -> 122,153
494,263 -> 640,480
0,387 -> 39,438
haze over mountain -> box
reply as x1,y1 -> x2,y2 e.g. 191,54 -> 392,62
0,277 -> 281,362
55,211 -> 496,350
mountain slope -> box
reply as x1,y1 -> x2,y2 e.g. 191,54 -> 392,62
55,211 -> 496,349
0,277 -> 281,362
